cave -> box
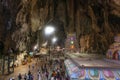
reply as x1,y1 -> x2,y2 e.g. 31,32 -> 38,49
0,0 -> 119,54
0,0 -> 120,79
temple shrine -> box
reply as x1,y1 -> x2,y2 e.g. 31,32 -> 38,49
106,34 -> 120,60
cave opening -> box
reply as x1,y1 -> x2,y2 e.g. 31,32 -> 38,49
42,18 -> 67,48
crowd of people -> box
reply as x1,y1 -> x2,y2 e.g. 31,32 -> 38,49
9,51 -> 66,80
50,59 -> 65,80
17,70 -> 34,80
9,62 -> 42,80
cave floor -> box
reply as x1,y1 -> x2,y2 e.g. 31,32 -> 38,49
0,53 -> 66,80
0,59 -> 39,80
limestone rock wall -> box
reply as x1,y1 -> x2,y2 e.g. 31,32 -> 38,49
0,0 -> 120,54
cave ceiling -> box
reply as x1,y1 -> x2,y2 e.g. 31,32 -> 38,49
0,0 -> 120,53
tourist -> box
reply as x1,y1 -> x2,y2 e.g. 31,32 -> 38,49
38,72 -> 41,80
28,70 -> 31,75
12,77 -> 15,80
27,74 -> 29,80
51,75 -> 54,80
28,70 -> 31,80
9,77 -> 14,80
28,65 -> 30,70
45,71 -> 49,79
30,74 -> 34,80
56,71 -> 60,79
41,66 -> 44,73
32,64 -> 34,70
24,73 -> 27,80
18,73 -> 22,80
52,70 -> 57,80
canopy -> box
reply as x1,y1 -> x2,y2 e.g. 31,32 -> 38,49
70,71 -> 80,78
64,59 -> 80,79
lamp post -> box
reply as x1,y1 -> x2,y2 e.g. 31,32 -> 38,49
44,26 -> 55,60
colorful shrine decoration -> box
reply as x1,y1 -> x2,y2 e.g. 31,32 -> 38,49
64,59 -> 80,79
84,68 -> 91,80
99,70 -> 105,80
65,33 -> 78,51
78,69 -> 85,80
106,34 -> 120,60
117,71 -> 120,76
113,71 -> 120,80
103,70 -> 114,78
79,69 -> 85,77
64,59 -> 120,80
89,69 -> 99,77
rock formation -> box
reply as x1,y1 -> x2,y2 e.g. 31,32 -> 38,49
0,0 -> 120,54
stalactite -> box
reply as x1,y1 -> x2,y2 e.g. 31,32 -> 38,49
0,0 -> 120,54
88,6 -> 100,33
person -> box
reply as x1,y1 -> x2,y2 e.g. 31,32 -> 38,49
57,68 -> 60,73
41,66 -> 44,73
61,70 -> 65,78
38,71 -> 41,80
27,74 -> 29,80
51,76 -> 54,80
9,78 -> 13,80
60,63 -> 62,69
30,74 -> 33,80
56,71 -> 60,79
18,73 -> 22,80
44,64 -> 46,70
28,70 -> 31,75
51,71 -> 55,76
32,64 -> 34,70
12,77 -> 15,80
52,70 -> 56,80
66,77 -> 69,80
28,70 -> 31,80
24,73 -> 27,80
45,71 -> 49,79
28,65 -> 30,70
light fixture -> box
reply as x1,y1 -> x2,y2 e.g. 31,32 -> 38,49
52,37 -> 57,44
44,26 -> 55,35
